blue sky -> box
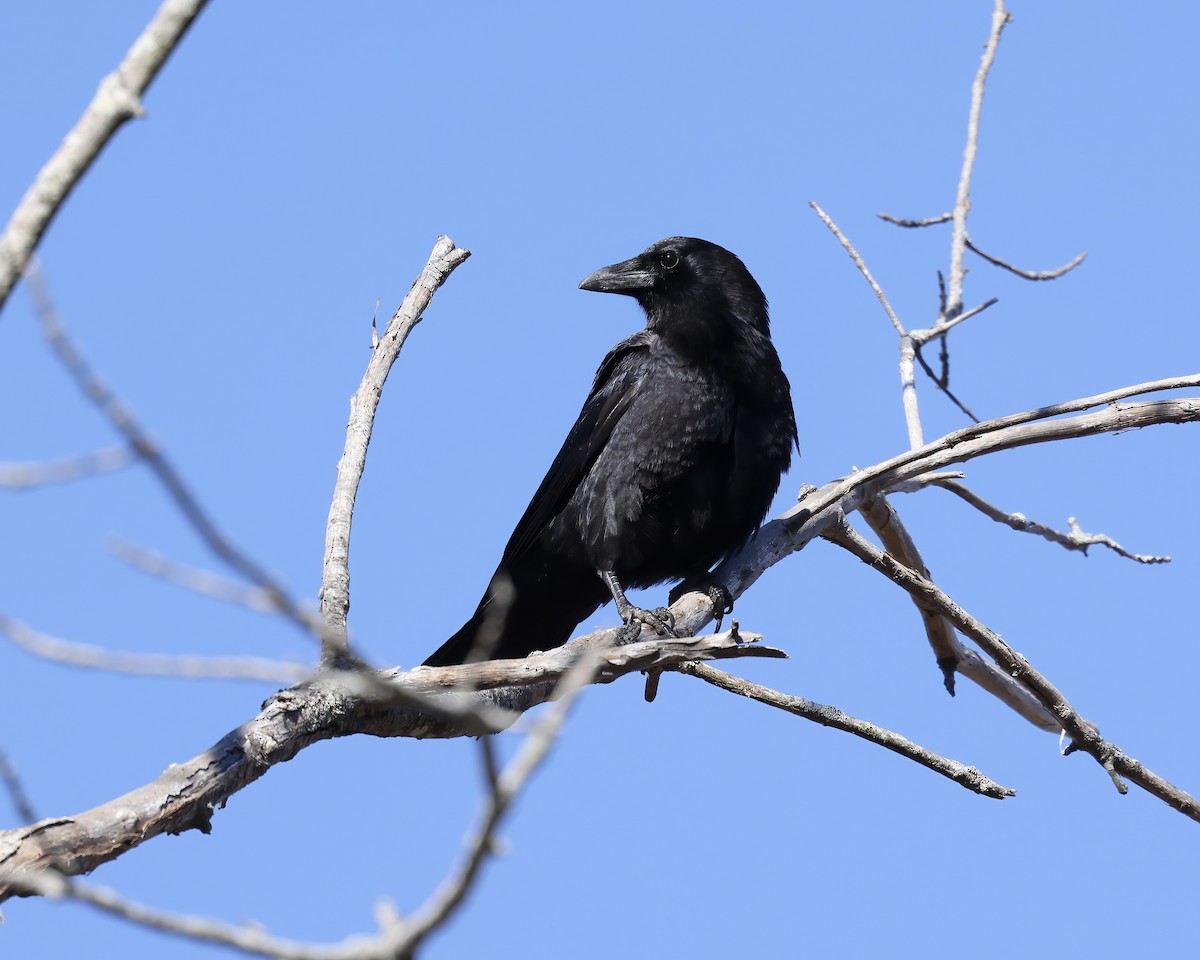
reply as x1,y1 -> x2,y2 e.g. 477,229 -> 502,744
2,2 -> 1198,957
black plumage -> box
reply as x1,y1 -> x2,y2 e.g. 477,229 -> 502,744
424,237 -> 797,666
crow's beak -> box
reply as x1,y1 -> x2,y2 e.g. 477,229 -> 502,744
579,256 -> 655,295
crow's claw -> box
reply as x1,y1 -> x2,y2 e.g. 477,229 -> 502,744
616,605 -> 677,643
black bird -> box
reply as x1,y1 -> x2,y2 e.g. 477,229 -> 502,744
424,237 -> 797,666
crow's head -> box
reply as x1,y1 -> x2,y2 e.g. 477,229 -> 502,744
579,237 -> 770,341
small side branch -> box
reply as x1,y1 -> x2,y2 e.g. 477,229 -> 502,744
932,479 -> 1170,563
109,539 -> 327,615
318,236 -> 471,662
678,662 -> 1014,799
0,446 -> 134,489
0,0 -> 209,317
945,0 -> 1011,323
809,201 -> 904,336
0,612 -> 311,684
966,238 -> 1087,281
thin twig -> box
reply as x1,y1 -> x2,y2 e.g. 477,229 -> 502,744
0,0 -> 209,317
877,212 -> 953,228
966,238 -> 1087,280
109,538 -> 327,615
24,262 -> 319,638
912,344 -> 981,422
808,201 -> 924,446
0,612 -> 311,684
0,749 -> 38,825
7,646 -> 606,959
809,201 -> 904,335
932,480 -> 1171,563
319,236 -> 471,663
945,0 -> 1011,324
678,663 -> 1014,799
0,446 -> 135,489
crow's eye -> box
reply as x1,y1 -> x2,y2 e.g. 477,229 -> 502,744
659,250 -> 680,270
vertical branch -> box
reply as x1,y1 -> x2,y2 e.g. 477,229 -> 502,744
945,0 -> 1011,323
0,0 -> 209,317
319,237 -> 471,662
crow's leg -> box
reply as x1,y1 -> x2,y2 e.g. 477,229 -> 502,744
599,570 -> 676,643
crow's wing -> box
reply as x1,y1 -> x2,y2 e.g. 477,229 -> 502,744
501,330 -> 654,563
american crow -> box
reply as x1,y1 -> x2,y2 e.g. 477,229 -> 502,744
424,237 -> 797,666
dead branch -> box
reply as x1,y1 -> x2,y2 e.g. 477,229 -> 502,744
931,479 -> 1170,563
826,518 -> 1200,822
965,237 -> 1087,280
679,662 -> 1015,799
0,0 -> 208,316
0,628 -> 779,902
318,236 -> 471,662
0,612 -> 311,684
108,539 -> 326,615
945,0 -> 1011,325
5,651 -> 608,959
0,749 -> 38,826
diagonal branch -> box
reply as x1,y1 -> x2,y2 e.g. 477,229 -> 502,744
945,0 -> 1011,325
826,519 -> 1200,821
0,748 -> 39,826
108,539 -> 327,615
931,479 -> 1170,563
318,236 -> 471,662
0,0 -> 209,317
678,662 -> 1014,798
25,262 -> 319,638
825,517 -> 1059,731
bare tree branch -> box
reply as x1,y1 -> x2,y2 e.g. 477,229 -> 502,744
825,518 -> 1200,821
0,612 -> 311,684
931,479 -> 1171,563
0,446 -> 134,489
319,236 -> 471,663
0,0 -> 209,317
108,538 -> 326,616
25,261 -> 320,638
0,626 -> 778,902
7,639 -> 608,959
679,662 -> 1015,799
945,0 -> 1011,325
808,201 -> 905,336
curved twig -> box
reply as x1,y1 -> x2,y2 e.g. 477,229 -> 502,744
318,236 -> 471,661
